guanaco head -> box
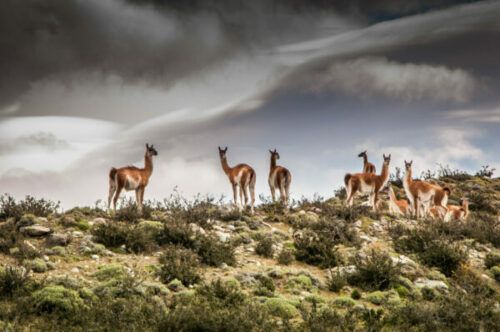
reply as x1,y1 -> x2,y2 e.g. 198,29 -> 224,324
404,160 -> 413,172
145,143 -> 158,156
358,150 -> 367,158
218,146 -> 228,159
269,149 -> 280,160
383,153 -> 391,165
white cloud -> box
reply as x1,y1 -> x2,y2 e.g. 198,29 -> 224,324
356,126 -> 483,175
447,107 -> 500,122
306,57 -> 478,103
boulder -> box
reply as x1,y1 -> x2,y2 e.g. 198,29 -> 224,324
414,278 -> 448,291
20,225 -> 51,237
45,233 -> 70,247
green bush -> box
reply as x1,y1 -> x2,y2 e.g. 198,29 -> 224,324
348,250 -> 400,290
254,276 -> 275,297
91,222 -> 130,248
0,265 -> 32,298
265,298 -> 299,319
158,246 -> 201,286
255,236 -> 275,258
484,252 -> 500,269
92,265 -> 126,281
277,248 -> 294,265
29,285 -> 87,315
327,270 -> 347,292
490,266 -> 500,282
196,235 -> 235,267
0,194 -> 59,221
23,258 -> 48,273
351,288 -> 361,300
419,241 -> 467,277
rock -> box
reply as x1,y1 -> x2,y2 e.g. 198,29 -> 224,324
92,217 -> 107,225
60,216 -> 77,227
414,278 -> 448,291
43,255 -> 50,262
299,210 -> 306,216
38,217 -> 48,223
268,270 -> 282,279
215,231 -> 231,243
72,231 -> 83,238
218,263 -> 228,269
20,225 -> 51,237
359,235 -> 371,242
24,240 -> 39,252
235,272 -> 258,286
189,223 -> 206,235
71,268 -> 80,273
91,255 -> 99,260
46,233 -> 70,247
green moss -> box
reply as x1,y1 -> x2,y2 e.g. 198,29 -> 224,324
224,278 -> 241,289
20,214 -> 37,225
91,264 -> 125,281
334,297 -> 357,308
265,298 -> 299,319
30,285 -> 86,315
24,258 -> 47,273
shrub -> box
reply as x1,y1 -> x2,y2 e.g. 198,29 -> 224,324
484,252 -> 500,269
113,198 -> 153,222
158,246 -> 201,286
327,270 -> 347,292
294,230 -> 343,269
92,265 -> 126,281
254,276 -> 275,297
490,266 -> 500,282
468,192 -> 497,215
351,288 -> 361,300
475,165 -> 495,178
287,275 -> 314,292
334,297 -> 356,308
265,298 -> 299,319
0,194 -> 59,220
29,285 -> 87,315
157,219 -> 196,248
23,258 -> 48,273
419,241 -> 467,276
255,236 -> 275,258
0,266 -> 32,298
348,250 -> 400,290
277,248 -> 294,265
196,235 -> 235,267
91,222 -> 130,248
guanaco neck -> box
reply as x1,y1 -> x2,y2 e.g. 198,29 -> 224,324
144,153 -> 153,176
380,162 -> 389,183
404,168 -> 413,186
363,154 -> 368,165
462,201 -> 469,218
270,155 -> 277,173
388,187 -> 396,201
220,156 -> 231,176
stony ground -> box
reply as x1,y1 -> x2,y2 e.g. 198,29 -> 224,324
1,174 -> 500,331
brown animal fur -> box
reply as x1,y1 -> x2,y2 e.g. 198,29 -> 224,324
108,144 -> 158,212
388,186 -> 411,216
358,151 -> 376,174
219,146 -> 256,213
444,199 -> 469,222
403,160 -> 451,218
268,149 -> 292,206
345,154 -> 391,210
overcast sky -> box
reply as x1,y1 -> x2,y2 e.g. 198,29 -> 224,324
1,0 -> 499,208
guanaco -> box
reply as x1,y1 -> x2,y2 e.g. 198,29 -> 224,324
403,161 -> 451,218
388,186 -> 411,216
345,154 -> 391,210
358,150 -> 376,174
444,198 -> 470,221
218,146 -> 256,213
108,144 -> 158,212
268,149 -> 292,206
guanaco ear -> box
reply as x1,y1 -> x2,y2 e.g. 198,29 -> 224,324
269,149 -> 273,154
224,147 -> 228,152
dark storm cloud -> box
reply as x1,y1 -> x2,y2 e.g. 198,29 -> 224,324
0,0 -> 478,108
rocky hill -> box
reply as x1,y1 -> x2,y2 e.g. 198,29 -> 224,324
1,172 -> 500,331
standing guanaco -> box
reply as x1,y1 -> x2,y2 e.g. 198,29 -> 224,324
358,150 -> 376,174
268,149 -> 292,206
108,144 -> 158,212
345,154 -> 391,210
403,161 -> 451,218
218,147 -> 256,213
388,186 -> 411,216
